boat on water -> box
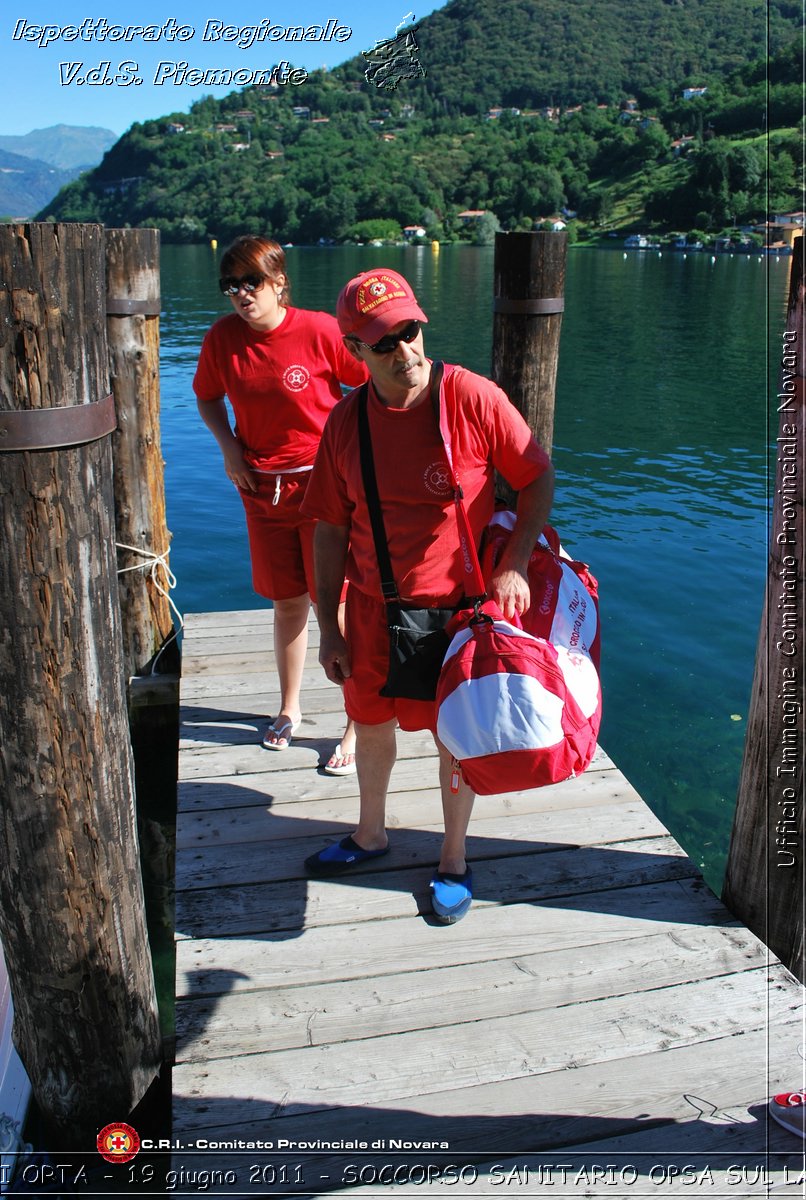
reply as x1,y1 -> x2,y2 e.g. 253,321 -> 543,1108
670,236 -> 704,251
623,233 -> 661,250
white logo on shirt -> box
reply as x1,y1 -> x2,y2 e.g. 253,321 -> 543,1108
283,364 -> 311,392
424,462 -> 452,496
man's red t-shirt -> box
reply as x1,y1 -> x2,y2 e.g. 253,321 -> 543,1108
302,363 -> 551,606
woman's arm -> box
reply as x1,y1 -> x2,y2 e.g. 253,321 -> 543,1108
196,397 -> 258,492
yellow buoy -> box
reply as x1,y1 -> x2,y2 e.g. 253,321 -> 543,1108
210,238 -> 218,251
431,240 -> 440,253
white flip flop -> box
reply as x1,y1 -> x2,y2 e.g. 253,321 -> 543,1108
322,743 -> 357,776
262,717 -> 301,751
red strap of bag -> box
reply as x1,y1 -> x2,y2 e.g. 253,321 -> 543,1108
431,363 -> 487,601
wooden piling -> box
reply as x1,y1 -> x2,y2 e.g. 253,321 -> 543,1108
105,226 -> 176,680
491,231 -> 567,481
722,236 -> 805,984
105,226 -> 179,1055
0,223 -> 162,1141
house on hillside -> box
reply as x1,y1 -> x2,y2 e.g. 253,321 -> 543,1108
457,210 -> 488,225
403,225 -> 427,240
682,87 -> 708,100
761,215 -> 804,248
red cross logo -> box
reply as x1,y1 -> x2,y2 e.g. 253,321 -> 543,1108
97,1122 -> 141,1164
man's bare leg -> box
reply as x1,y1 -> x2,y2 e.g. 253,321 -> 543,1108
352,718 -> 397,851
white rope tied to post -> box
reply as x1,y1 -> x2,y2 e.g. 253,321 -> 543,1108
116,542 -> 185,674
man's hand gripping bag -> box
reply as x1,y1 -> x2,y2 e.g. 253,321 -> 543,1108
435,514 -> 601,795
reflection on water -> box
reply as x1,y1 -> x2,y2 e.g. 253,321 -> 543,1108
159,242 -> 790,891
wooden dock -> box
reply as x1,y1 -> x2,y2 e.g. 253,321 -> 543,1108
173,610 -> 804,1196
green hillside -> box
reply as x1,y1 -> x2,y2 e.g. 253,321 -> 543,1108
337,0 -> 800,113
38,0 -> 803,243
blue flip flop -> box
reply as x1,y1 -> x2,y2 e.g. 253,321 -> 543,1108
430,867 -> 473,924
304,835 -> 389,877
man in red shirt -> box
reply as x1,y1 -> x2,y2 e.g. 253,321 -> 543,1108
301,269 -> 554,923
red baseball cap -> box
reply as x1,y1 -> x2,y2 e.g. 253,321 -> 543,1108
336,269 -> 428,343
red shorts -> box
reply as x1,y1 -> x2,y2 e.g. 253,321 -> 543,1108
343,587 -> 437,732
238,471 -> 316,601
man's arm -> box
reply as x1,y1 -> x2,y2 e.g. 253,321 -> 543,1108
313,521 -> 352,685
196,397 -> 257,492
490,465 -> 555,621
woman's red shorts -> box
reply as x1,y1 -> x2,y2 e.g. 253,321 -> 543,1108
238,471 -> 316,601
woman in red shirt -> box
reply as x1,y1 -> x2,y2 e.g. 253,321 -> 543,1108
193,236 -> 366,771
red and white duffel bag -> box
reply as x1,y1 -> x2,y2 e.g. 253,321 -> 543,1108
436,512 -> 601,795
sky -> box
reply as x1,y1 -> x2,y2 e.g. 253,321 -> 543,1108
1,2 -> 450,137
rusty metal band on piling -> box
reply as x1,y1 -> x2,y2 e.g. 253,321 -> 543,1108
0,392 -> 117,451
106,297 -> 162,316
493,297 -> 565,314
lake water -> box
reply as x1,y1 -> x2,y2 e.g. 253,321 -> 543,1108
158,242 -> 791,892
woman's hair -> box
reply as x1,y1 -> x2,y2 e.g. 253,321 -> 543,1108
219,236 -> 291,305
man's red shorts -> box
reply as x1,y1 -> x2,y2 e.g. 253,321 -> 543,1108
238,471 -> 316,601
343,586 -> 437,732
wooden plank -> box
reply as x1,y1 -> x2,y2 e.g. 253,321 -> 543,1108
181,645 -> 321,677
177,734 -> 612,782
175,840 -> 703,940
175,802 -> 675,891
177,734 -> 437,784
178,686 -> 348,719
182,625 -> 322,664
178,719 -> 439,758
176,765 -> 637,839
174,923 -> 767,1063
171,965 -> 800,1132
180,667 -> 341,700
183,609 -> 274,632
176,877 -> 726,986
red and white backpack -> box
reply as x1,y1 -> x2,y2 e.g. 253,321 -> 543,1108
436,512 -> 601,795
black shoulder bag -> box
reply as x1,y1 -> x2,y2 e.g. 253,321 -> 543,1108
357,362 -> 485,701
